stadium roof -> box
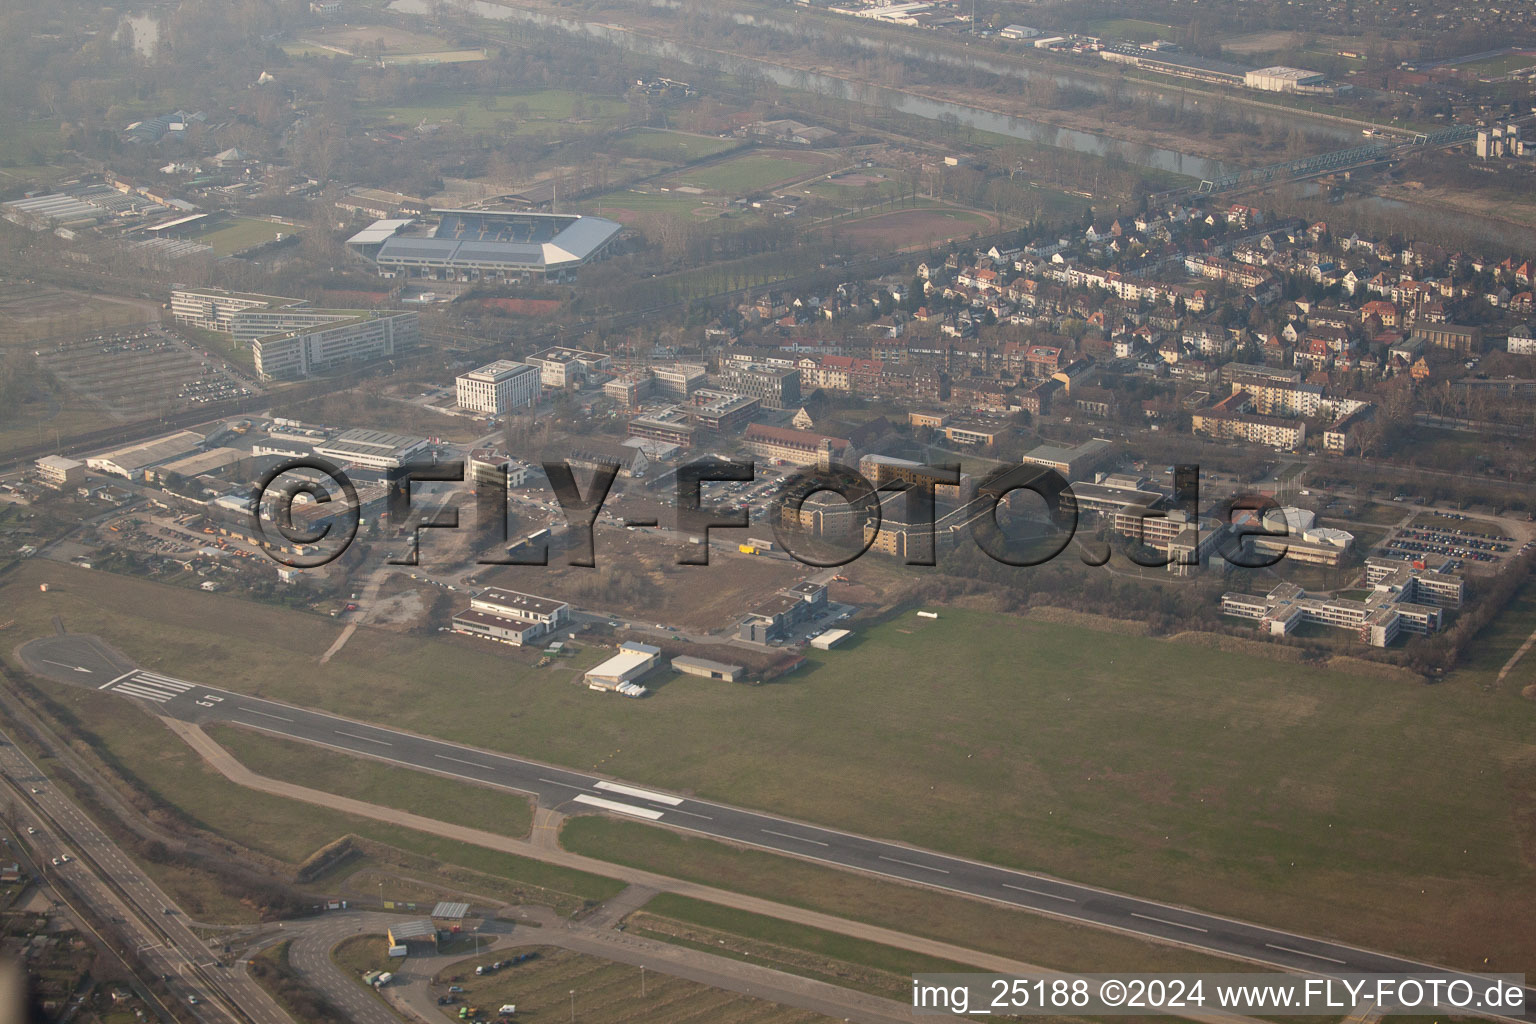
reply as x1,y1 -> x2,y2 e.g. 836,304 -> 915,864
345,218 -> 415,245
372,213 -> 622,272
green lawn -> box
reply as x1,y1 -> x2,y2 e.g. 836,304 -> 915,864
433,945 -> 833,1023
367,89 -> 632,138
564,817 -> 1249,976
628,893 -> 1003,1000
673,154 -> 824,194
1456,52 -> 1536,75
190,217 -> 293,257
4,560 -> 1535,969
612,127 -> 740,162
1084,17 -> 1178,41
204,724 -> 534,838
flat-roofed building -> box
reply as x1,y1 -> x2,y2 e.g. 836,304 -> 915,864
586,642 -> 661,690
312,428 -> 429,472
604,372 -> 656,408
528,346 -> 610,388
689,390 -> 760,432
653,363 -> 707,399
453,588 -> 570,646
1411,323 -> 1483,356
1021,438 -> 1112,479
456,360 -> 539,413
169,287 -> 306,333
738,580 -> 829,643
35,455 -> 85,489
251,311 -> 419,381
1223,559 -> 1458,647
671,655 -> 745,682
720,363 -> 801,410
628,408 -> 697,450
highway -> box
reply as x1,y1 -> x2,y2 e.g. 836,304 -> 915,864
19,632 -> 1535,1024
0,707 -> 293,1024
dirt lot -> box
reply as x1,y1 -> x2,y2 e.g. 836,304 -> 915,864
0,282 -> 160,352
480,530 -> 810,633
832,207 -> 995,250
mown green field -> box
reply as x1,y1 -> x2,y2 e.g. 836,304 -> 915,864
672,153 -> 825,194
190,217 -> 291,257
613,127 -> 741,162
3,559 -> 1534,970
366,89 -> 632,138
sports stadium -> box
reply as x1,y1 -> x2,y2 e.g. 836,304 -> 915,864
345,208 -> 624,282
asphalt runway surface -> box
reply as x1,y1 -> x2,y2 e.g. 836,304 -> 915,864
18,633 -> 1534,1023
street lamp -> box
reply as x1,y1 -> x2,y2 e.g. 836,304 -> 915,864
569,989 -> 576,1022
641,966 -> 646,997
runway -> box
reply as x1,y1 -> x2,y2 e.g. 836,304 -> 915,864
19,634 -> 1533,1023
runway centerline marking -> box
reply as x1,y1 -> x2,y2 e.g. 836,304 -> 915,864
761,829 -> 829,846
238,708 -> 293,722
1265,943 -> 1346,965
1131,911 -> 1208,932
435,753 -> 492,770
878,854 -> 949,874
334,730 -> 391,746
1001,883 -> 1076,903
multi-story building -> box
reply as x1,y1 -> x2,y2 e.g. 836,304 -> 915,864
456,360 -> 540,414
251,311 -> 419,381
719,363 -> 801,410
35,455 -> 85,489
743,424 -> 848,466
1021,438 -> 1113,479
452,588 -> 570,646
604,372 -> 656,408
527,347 -> 611,388
1223,559 -> 1458,648
1191,410 -> 1306,450
169,287 -> 307,333
627,408 -> 697,450
1229,375 -> 1324,418
653,363 -> 707,399
688,389 -> 761,432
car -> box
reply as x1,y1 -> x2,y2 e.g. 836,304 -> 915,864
26,827 -> 36,835
59,855 -> 70,863
50,857 -> 59,866
188,995 -> 200,1005
450,986 -> 465,993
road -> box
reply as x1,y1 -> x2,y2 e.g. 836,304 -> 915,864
0,709 -> 293,1024
18,632 -> 1534,1023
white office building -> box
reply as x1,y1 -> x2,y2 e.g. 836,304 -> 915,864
456,360 -> 540,414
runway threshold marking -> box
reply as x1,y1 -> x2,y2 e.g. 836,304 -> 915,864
1002,883 -> 1076,903
1131,911 -> 1208,932
101,670 -> 137,690
333,730 -> 391,746
1265,943 -> 1347,965
572,794 -> 665,820
594,780 -> 682,805
878,854 -> 949,874
761,828 -> 829,847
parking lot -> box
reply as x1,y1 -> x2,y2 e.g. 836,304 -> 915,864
36,326 -> 259,419
1375,511 -> 1528,572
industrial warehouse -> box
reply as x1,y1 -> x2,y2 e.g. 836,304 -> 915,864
345,209 -> 624,282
